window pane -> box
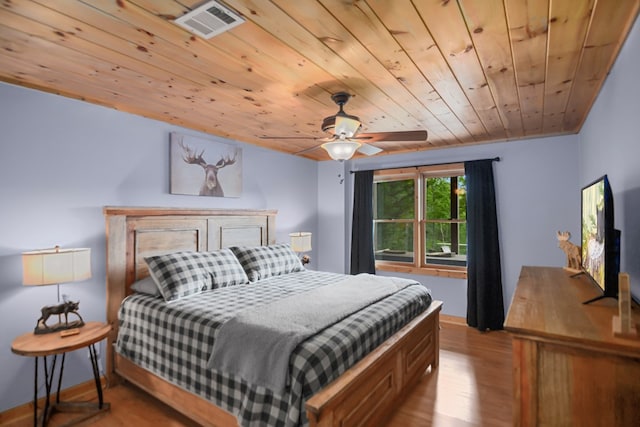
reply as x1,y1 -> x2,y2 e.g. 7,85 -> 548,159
375,180 -> 414,219
458,222 -> 467,255
458,176 -> 467,220
425,222 -> 451,253
374,222 -> 414,263
425,177 -> 451,220
425,222 -> 467,267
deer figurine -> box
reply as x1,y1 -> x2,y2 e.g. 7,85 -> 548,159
179,140 -> 237,197
557,231 -> 582,273
35,300 -> 85,334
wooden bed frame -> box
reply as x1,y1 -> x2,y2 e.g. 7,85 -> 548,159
104,206 -> 442,427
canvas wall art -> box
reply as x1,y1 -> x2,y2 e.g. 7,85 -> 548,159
170,132 -> 242,197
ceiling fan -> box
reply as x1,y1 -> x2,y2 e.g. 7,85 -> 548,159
261,92 -> 428,161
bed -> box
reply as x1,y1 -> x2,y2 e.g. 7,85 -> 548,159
104,206 -> 442,427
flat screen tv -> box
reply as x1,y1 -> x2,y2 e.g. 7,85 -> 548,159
580,175 -> 621,304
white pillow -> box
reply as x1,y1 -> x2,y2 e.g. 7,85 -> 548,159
130,276 -> 161,297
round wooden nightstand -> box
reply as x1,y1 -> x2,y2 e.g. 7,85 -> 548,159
11,321 -> 112,427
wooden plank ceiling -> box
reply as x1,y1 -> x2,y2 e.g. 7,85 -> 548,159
0,0 -> 637,161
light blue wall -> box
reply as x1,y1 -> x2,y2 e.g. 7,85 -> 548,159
317,161 -> 349,273
579,17 -> 640,300
0,82 -> 318,412
341,136 -> 580,318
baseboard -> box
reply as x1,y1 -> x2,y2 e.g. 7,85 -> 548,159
440,314 -> 468,325
0,376 -> 106,425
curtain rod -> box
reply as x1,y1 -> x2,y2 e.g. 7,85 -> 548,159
349,156 -> 500,174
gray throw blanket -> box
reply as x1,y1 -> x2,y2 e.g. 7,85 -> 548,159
207,273 -> 416,393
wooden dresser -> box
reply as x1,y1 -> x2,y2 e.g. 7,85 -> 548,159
504,266 -> 640,426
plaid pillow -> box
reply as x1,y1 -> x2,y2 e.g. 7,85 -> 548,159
230,244 -> 304,282
145,249 -> 248,302
208,248 -> 250,289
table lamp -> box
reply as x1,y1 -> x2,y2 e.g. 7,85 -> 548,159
289,232 -> 312,265
22,246 -> 91,334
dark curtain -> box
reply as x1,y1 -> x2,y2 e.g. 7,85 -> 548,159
350,170 -> 376,275
465,159 -> 504,330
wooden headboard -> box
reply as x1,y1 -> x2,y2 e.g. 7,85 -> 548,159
103,206 -> 277,379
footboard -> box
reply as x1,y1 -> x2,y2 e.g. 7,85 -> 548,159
305,300 -> 442,427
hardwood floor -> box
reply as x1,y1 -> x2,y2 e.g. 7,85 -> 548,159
3,320 -> 512,427
384,320 -> 513,426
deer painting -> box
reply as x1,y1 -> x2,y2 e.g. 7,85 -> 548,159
557,231 -> 582,272
178,140 -> 237,197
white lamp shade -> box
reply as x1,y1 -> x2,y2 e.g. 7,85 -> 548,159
289,232 -> 312,253
22,247 -> 92,286
321,140 -> 361,161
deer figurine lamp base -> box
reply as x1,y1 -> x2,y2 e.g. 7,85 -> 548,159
34,298 -> 85,335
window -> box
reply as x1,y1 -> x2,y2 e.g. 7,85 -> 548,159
373,163 -> 467,278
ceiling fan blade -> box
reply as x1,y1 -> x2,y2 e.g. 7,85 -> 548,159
352,130 -> 428,143
357,143 -> 383,156
294,143 -> 325,155
260,136 -> 321,140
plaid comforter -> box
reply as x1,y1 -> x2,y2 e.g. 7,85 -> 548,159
117,270 -> 432,427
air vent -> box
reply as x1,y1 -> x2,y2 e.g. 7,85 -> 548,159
174,1 -> 244,39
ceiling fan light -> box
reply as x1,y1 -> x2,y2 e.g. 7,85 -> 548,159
334,116 -> 361,138
321,113 -> 361,133
321,140 -> 362,161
